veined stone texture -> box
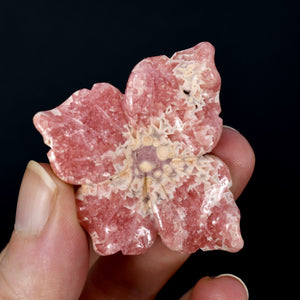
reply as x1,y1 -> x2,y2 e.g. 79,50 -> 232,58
34,42 -> 243,255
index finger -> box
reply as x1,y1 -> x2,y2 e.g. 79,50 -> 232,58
212,126 -> 255,199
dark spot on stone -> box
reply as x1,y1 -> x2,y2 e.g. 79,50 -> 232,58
143,194 -> 150,203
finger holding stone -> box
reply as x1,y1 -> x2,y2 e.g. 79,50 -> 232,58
0,161 -> 89,300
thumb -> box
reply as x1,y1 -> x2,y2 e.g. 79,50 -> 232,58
0,161 -> 89,299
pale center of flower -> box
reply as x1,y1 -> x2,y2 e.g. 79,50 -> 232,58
131,145 -> 172,180
108,122 -> 197,215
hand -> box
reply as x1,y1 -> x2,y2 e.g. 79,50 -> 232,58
0,127 -> 254,299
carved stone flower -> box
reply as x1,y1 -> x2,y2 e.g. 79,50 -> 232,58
34,42 -> 243,255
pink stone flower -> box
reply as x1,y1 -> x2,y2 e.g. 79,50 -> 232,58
34,42 -> 243,255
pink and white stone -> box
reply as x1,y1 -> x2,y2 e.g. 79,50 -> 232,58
33,42 -> 244,255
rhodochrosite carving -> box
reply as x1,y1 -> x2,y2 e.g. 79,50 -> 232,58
34,42 -> 244,255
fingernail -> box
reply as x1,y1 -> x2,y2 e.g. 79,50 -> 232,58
223,125 -> 240,133
15,161 -> 57,235
216,274 -> 249,298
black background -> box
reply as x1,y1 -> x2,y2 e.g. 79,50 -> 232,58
0,0 -> 298,298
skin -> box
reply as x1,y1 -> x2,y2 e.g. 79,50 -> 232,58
0,127 -> 254,299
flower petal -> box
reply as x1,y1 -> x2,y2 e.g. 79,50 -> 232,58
76,182 -> 157,255
124,55 -> 178,126
33,83 -> 128,184
152,155 -> 243,253
124,42 -> 222,156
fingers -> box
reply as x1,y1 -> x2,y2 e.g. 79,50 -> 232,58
180,274 -> 249,300
212,126 -> 255,199
80,237 -> 189,299
0,161 -> 89,299
80,126 -> 255,299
